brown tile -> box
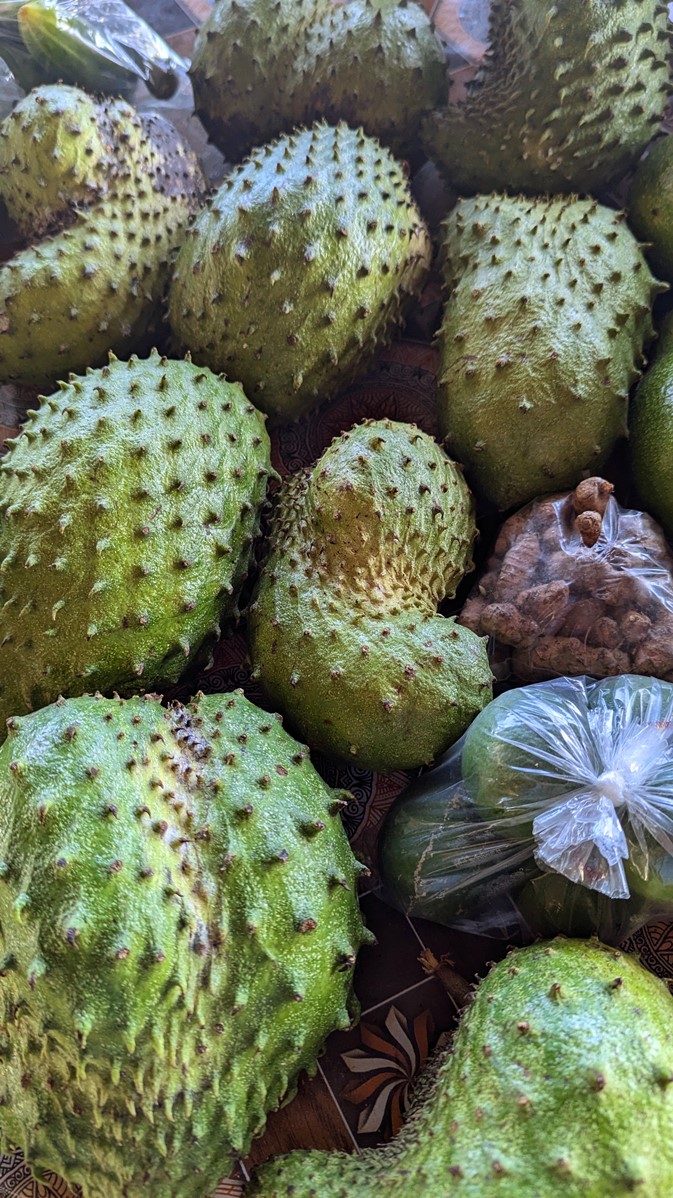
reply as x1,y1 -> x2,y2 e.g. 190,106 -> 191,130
319,976 -> 457,1147
245,1069 -> 354,1171
353,892 -> 429,1014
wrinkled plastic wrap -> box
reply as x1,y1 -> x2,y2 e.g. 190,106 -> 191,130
459,477 -> 673,685
380,675 -> 673,944
0,0 -> 186,103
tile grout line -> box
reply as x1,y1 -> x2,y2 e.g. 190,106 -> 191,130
317,1062 -> 362,1154
405,913 -> 427,951
360,975 -> 434,1017
238,1160 -> 250,1183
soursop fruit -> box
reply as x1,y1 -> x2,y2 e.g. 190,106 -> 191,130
0,689 -> 372,1198
0,351 -> 273,734
168,122 -> 431,422
423,0 -> 671,195
248,419 -> 493,771
251,937 -> 673,1197
0,84 -> 205,387
190,0 -> 446,162
437,194 -> 663,511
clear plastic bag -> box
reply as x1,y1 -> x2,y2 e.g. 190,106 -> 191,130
380,675 -> 673,944
459,477 -> 673,684
0,0 -> 187,101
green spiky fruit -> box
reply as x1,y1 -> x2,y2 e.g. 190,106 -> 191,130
628,136 -> 673,282
248,419 -> 492,771
0,84 -> 205,387
423,0 -> 671,195
437,194 -> 662,511
190,0 -> 446,163
0,689 -> 371,1197
168,122 -> 431,423
630,312 -> 673,534
0,351 -> 272,734
251,938 -> 673,1197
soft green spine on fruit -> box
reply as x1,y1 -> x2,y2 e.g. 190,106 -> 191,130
248,418 -> 492,772
422,0 -> 671,195
168,122 -> 431,422
250,938 -> 673,1197
190,0 -> 446,162
0,84 -> 205,387
0,351 -> 273,734
0,689 -> 372,1197
437,193 -> 663,511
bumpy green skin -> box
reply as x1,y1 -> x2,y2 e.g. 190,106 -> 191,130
0,352 -> 272,733
249,419 -> 493,771
169,122 -> 431,422
438,194 -> 662,511
423,0 -> 671,195
628,136 -> 673,282
251,938 -> 673,1197
631,314 -> 673,534
0,84 -> 205,387
0,690 -> 371,1197
190,0 -> 446,162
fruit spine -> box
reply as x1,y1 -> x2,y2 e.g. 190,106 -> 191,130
423,0 -> 671,195
249,419 -> 492,771
168,122 -> 431,422
0,690 -> 372,1197
0,84 -> 205,386
0,351 -> 273,734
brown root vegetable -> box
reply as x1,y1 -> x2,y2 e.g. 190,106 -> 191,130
586,616 -> 621,650
572,477 -> 614,516
480,603 -> 539,647
515,580 -> 570,630
494,533 -> 540,600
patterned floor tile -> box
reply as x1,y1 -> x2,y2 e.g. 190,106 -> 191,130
319,975 -> 457,1146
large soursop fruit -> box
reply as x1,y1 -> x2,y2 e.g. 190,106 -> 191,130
423,0 -> 671,196
0,351 -> 272,734
190,0 -> 446,162
0,84 -> 205,387
168,122 -> 431,422
0,689 -> 372,1198
248,419 -> 493,771
251,937 -> 673,1197
437,194 -> 663,511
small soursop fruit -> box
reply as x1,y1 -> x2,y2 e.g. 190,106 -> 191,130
190,0 -> 446,163
248,419 -> 493,771
250,937 -> 673,1197
0,84 -> 205,387
423,0 -> 671,195
437,193 -> 663,511
0,351 -> 272,734
0,689 -> 372,1198
168,122 -> 431,422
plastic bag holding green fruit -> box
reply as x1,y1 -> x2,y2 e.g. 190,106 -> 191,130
0,0 -> 185,100
380,675 -> 673,944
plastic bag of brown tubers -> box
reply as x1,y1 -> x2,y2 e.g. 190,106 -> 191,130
459,477 -> 673,684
